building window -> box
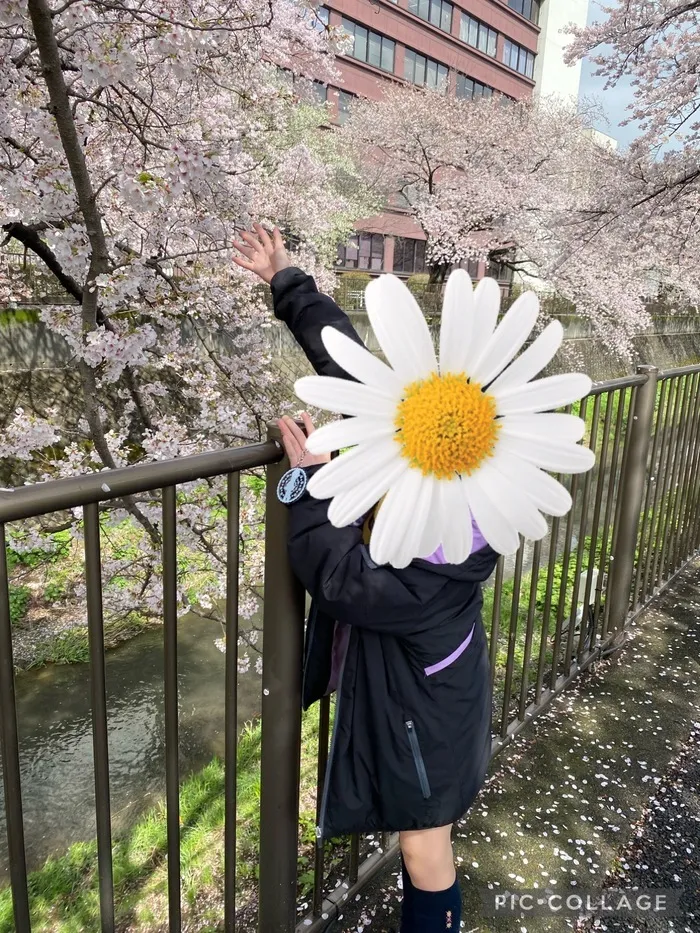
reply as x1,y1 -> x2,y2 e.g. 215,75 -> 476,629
306,5 -> 329,30
337,233 -> 385,271
341,17 -> 396,72
459,14 -> 497,57
312,81 -> 328,104
453,258 -> 480,278
404,49 -> 449,90
503,39 -> 535,79
486,257 -> 514,284
337,89 -> 355,125
408,0 -> 453,34
394,237 -> 427,275
456,74 -> 494,100
507,0 -> 539,24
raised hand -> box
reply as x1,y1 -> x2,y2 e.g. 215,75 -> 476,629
233,224 -> 290,284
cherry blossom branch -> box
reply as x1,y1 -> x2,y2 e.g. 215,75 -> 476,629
2,222 -> 83,302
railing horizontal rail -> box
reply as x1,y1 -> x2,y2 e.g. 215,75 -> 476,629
586,373 -> 648,395
0,441 -> 281,523
659,363 -> 700,378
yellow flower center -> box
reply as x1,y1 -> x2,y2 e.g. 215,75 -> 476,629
395,373 -> 499,479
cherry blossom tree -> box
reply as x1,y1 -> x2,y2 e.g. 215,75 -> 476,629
342,84 -> 695,357
0,0 -> 376,661
564,2 -> 700,310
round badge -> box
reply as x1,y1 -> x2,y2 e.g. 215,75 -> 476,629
277,467 -> 308,504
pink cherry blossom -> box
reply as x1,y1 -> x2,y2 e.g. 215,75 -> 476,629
0,0 -> 374,648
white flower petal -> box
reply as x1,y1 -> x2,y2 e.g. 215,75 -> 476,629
417,475 -> 442,559
462,470 -> 521,555
395,471 -> 434,568
488,321 -> 564,395
470,291 -> 540,387
308,438 -> 400,500
466,462 -> 548,543
497,434 -> 596,474
321,327 -> 403,396
306,417 -> 395,455
499,413 -> 586,445
439,270 -> 474,375
437,478 -> 473,564
327,458 -> 409,527
463,277 -> 501,371
370,468 -> 426,568
489,450 -> 572,517
365,275 -> 437,383
295,376 -> 397,418
495,373 -> 592,415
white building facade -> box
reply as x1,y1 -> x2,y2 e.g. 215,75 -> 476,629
534,0 -> 590,104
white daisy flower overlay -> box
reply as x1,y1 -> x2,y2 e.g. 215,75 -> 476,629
295,272 -> 595,569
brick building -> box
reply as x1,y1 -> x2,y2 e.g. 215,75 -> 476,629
310,0 -> 589,281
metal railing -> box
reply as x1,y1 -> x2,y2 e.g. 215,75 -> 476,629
0,364 -> 699,932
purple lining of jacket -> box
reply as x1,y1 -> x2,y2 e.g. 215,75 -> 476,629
325,516 -> 487,694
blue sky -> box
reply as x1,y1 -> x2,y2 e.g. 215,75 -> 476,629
577,0 -> 639,149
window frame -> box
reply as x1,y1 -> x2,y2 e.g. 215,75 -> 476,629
507,0 -> 539,25
404,47 -> 449,90
459,13 -> 498,59
393,236 -> 428,276
337,233 -> 386,271
408,0 -> 453,34
341,16 -> 396,73
502,38 -> 535,79
456,73 -> 494,100
336,89 -> 356,125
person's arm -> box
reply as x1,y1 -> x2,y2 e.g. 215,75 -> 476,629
232,224 -> 365,379
270,266 -> 365,379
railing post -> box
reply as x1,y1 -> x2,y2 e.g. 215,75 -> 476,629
0,525 -> 31,932
606,365 -> 658,635
258,423 -> 306,933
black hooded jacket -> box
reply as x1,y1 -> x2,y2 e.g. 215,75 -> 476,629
271,267 -> 499,837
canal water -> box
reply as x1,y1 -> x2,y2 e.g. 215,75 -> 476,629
0,612 -> 261,880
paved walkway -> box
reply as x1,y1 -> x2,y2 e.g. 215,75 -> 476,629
328,561 -> 700,933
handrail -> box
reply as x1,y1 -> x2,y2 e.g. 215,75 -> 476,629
659,363 -> 700,379
0,440 -> 282,524
587,373 -> 648,396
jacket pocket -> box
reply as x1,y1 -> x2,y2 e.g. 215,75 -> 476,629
405,720 -> 432,799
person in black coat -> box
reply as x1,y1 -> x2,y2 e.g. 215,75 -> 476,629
234,226 -> 499,933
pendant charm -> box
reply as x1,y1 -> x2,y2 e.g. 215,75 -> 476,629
277,467 -> 308,504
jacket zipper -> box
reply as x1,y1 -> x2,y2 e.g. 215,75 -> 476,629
405,720 -> 432,799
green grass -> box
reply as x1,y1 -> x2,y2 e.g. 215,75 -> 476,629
23,613 -> 154,670
0,308 -> 41,327
9,584 -> 30,625
0,707 -> 327,931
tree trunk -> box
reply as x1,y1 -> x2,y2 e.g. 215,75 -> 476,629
27,0 -> 160,545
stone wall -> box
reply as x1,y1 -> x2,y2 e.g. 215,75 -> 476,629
2,310 -> 700,382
